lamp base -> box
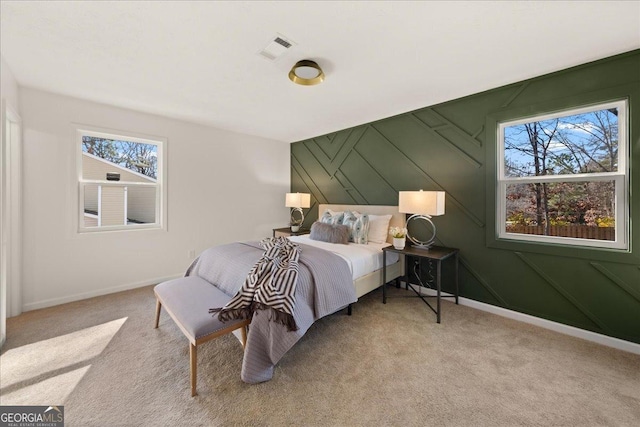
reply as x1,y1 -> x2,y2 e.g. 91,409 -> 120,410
410,243 -> 434,250
290,208 -> 305,231
406,214 -> 437,249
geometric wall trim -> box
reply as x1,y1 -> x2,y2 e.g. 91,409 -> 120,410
589,263 -> 640,305
514,252 -> 609,333
292,50 -> 640,344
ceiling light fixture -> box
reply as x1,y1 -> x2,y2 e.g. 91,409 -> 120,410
288,60 -> 325,86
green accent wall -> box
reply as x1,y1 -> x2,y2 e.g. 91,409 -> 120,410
291,50 -> 640,344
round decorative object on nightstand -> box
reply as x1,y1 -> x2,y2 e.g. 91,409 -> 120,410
291,225 -> 300,232
406,214 -> 437,249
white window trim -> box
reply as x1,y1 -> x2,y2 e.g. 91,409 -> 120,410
76,125 -> 167,233
496,99 -> 629,250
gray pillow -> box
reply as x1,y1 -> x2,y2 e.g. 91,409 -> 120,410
309,222 -> 350,244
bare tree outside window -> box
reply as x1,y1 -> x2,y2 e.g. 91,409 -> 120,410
82,136 -> 158,179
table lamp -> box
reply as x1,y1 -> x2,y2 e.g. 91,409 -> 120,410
398,190 -> 445,249
285,192 -> 311,231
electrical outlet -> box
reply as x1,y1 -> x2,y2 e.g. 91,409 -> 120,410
188,249 -> 195,258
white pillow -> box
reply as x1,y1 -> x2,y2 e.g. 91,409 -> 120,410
367,214 -> 393,244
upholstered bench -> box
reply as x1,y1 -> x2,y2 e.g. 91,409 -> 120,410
154,276 -> 250,396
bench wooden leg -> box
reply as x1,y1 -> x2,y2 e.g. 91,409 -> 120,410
190,343 -> 197,397
154,299 -> 162,328
240,325 -> 247,349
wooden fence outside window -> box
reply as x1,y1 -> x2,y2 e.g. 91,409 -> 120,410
506,225 -> 615,241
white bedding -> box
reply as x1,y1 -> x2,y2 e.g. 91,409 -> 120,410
287,235 -> 399,280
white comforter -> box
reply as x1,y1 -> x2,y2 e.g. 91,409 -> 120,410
288,235 -> 399,280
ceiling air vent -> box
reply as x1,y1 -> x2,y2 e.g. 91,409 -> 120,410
274,37 -> 292,48
259,34 -> 295,61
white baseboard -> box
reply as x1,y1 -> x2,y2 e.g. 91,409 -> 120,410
21,274 -> 182,313
415,287 -> 640,355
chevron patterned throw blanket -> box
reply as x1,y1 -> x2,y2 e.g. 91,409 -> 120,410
209,236 -> 301,331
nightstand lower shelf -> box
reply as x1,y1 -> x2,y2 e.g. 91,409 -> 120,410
382,245 -> 459,323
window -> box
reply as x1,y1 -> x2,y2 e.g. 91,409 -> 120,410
77,127 -> 165,232
497,100 -> 628,249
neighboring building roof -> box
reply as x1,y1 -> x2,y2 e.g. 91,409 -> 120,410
82,151 -> 156,182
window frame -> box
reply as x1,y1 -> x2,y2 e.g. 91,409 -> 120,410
495,99 -> 629,250
76,126 -> 167,233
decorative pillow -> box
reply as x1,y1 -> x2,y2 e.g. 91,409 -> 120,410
309,222 -> 350,244
368,214 -> 393,244
342,211 -> 370,244
319,209 -> 344,225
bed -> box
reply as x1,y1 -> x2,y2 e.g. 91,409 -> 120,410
185,204 -> 404,383
292,204 -> 404,298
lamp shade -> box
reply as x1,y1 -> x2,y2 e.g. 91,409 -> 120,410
398,190 -> 445,216
285,192 -> 311,208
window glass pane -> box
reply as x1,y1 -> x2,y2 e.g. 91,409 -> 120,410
83,184 -> 100,228
505,180 -> 615,241
126,186 -> 156,224
82,136 -> 158,180
83,184 -> 156,228
503,107 -> 619,177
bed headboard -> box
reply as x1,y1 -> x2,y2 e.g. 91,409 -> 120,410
318,204 -> 405,244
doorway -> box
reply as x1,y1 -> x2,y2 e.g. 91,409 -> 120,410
1,100 -> 22,348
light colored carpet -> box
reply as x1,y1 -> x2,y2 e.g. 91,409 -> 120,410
1,284 -> 639,427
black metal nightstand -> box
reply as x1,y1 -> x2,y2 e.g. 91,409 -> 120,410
382,245 -> 459,323
272,227 -> 309,237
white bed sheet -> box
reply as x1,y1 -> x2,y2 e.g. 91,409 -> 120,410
287,235 -> 399,280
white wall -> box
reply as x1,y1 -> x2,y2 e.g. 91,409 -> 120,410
1,56 -> 19,111
20,88 -> 290,311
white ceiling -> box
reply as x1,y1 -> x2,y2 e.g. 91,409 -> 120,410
1,1 -> 639,143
